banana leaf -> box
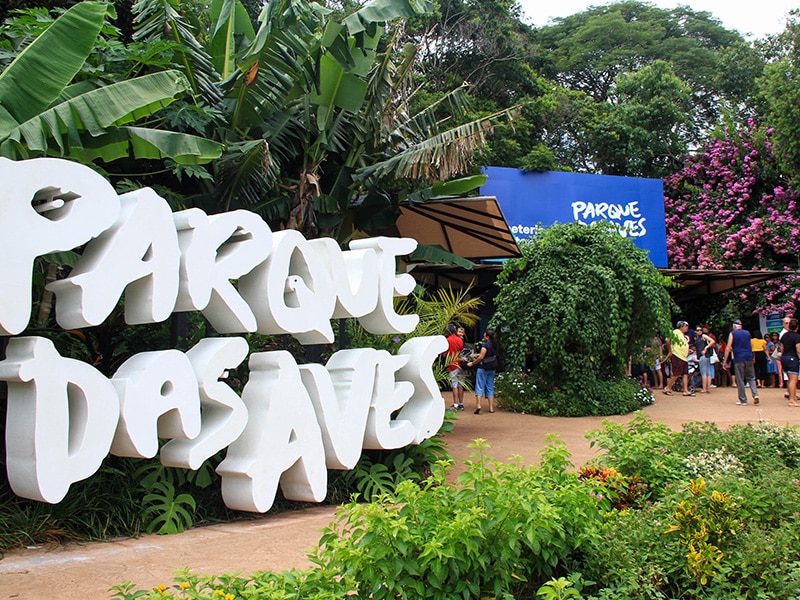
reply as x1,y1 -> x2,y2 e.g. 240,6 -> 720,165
0,2 -> 108,131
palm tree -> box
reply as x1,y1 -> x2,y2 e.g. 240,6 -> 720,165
132,0 -> 515,243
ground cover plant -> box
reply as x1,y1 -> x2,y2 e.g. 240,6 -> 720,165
494,370 -> 655,417
112,415 -> 800,600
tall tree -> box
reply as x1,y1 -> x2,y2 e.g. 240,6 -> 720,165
756,11 -> 800,189
529,1 -> 762,175
130,0 -> 514,242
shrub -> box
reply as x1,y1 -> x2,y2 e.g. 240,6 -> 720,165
112,440 -> 604,600
111,422 -> 800,600
586,414 -> 686,499
496,371 -> 653,417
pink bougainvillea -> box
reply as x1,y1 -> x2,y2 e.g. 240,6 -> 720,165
664,120 -> 800,314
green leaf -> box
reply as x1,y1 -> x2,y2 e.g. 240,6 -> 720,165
141,481 -> 197,535
210,0 -> 256,80
0,1 -> 108,132
432,175 -> 487,196
1,71 -> 222,163
342,0 -> 435,35
312,53 -> 369,119
410,244 -> 475,270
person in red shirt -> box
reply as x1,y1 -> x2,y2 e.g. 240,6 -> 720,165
444,323 -> 466,410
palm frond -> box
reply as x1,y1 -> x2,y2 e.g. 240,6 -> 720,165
356,108 -> 516,182
133,0 -> 223,104
214,139 -> 277,212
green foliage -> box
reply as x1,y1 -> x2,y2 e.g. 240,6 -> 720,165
329,418 -> 455,503
492,221 -> 671,373
537,576 -> 586,599
141,481 -> 197,535
579,418 -> 800,599
0,2 -> 222,163
586,414 -> 686,499
115,439 -> 604,599
757,12 -> 800,188
112,420 -> 800,600
496,370 -> 654,417
0,457 -> 144,553
490,221 -> 671,414
663,478 -> 744,586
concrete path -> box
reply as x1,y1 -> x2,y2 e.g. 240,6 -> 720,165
2,385 -> 798,599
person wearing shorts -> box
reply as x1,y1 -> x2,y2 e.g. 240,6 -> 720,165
781,318 -> 800,407
444,324 -> 466,410
663,321 -> 694,397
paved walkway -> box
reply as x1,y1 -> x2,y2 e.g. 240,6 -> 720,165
2,385 -> 798,599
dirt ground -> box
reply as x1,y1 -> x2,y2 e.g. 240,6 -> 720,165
2,385 -> 799,599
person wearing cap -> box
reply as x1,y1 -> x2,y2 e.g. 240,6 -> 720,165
662,321 -> 694,396
722,319 -> 760,405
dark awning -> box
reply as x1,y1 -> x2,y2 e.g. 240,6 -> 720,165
659,269 -> 796,303
393,196 -> 521,261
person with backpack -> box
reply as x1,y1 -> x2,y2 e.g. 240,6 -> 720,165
467,329 -> 500,414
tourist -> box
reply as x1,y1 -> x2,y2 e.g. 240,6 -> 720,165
781,318 -> 800,407
723,319 -> 759,406
693,326 -> 716,393
444,323 -> 466,410
467,329 -> 500,414
663,321 -> 694,397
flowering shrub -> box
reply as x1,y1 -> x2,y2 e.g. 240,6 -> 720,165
496,371 -> 652,417
663,120 -> 800,312
682,448 -> 744,480
578,465 -> 648,510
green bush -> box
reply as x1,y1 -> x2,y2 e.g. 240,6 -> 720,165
113,439 -> 604,600
581,473 -> 800,599
112,420 -> 800,600
496,370 -> 653,417
586,414 -> 688,499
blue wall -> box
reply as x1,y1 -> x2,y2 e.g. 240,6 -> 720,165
481,167 -> 669,267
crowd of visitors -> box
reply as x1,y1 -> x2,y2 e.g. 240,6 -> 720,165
630,315 -> 800,407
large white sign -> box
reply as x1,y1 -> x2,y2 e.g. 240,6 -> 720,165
0,157 -> 446,512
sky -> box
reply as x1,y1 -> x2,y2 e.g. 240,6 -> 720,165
516,0 -> 799,39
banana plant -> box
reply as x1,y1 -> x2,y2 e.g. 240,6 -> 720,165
0,1 -> 222,164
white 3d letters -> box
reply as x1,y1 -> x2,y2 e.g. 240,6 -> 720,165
48,188 -> 180,328
395,336 -> 449,443
239,230 -> 336,344
363,351 -> 417,449
0,337 -> 119,503
0,157 -> 447,513
299,349 -> 377,469
111,350 -> 202,458
160,337 -> 250,469
350,237 -> 420,334
174,209 -> 271,333
0,158 -> 120,335
217,351 -> 327,512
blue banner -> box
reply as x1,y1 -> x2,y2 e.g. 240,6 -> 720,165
481,167 -> 668,267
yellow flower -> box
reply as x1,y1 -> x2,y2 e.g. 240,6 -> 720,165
179,582 -> 190,590
214,591 -> 224,597
156,584 -> 167,592
225,595 -> 235,600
